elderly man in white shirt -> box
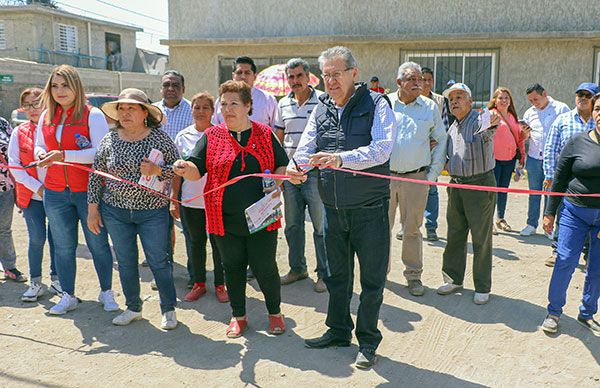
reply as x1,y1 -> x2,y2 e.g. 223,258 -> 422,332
519,83 -> 570,236
387,61 -> 447,296
212,56 -> 279,129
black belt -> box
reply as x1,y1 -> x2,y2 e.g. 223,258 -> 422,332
450,170 -> 493,184
391,166 -> 427,175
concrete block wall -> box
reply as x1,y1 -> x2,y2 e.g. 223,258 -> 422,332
0,58 -> 161,119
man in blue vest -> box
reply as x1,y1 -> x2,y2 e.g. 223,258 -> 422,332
287,46 -> 396,369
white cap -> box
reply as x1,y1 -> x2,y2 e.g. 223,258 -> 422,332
442,83 -> 472,99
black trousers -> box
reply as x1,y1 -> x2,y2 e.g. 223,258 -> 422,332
214,229 -> 281,317
180,206 -> 225,285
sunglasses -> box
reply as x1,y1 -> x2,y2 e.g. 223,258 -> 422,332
576,91 -> 593,99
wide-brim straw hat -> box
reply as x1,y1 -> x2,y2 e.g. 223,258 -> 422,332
101,88 -> 163,124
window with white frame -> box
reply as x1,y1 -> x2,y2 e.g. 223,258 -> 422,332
0,21 -> 6,50
403,49 -> 498,106
57,23 -> 78,53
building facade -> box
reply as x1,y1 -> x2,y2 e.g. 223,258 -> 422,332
0,4 -> 140,71
164,0 -> 600,113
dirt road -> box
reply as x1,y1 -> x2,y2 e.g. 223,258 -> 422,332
1,177 -> 598,387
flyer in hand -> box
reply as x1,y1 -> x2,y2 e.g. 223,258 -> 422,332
244,192 -> 282,234
138,148 -> 168,195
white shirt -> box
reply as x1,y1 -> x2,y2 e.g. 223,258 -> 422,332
212,87 -> 279,129
34,107 -> 109,164
274,87 -> 323,158
522,97 -> 570,160
387,93 -> 448,181
7,124 -> 46,200
174,125 -> 207,209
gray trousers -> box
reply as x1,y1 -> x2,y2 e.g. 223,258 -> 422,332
0,190 -> 17,270
442,171 -> 496,293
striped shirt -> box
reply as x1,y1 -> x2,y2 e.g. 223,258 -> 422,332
446,110 -> 496,177
543,108 -> 594,179
274,87 -> 322,158
153,98 -> 193,140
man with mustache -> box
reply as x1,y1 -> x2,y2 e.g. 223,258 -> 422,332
387,62 -> 447,296
274,58 -> 327,292
437,83 -> 500,305
212,56 -> 279,130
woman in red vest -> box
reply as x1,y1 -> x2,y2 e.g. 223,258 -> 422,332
8,87 -> 61,301
174,80 -> 289,338
35,65 -> 118,315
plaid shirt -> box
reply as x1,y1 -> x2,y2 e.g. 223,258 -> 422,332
153,98 -> 193,140
543,108 -> 595,179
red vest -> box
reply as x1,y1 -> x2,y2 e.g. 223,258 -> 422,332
42,105 -> 91,192
15,121 -> 39,208
204,121 -> 281,236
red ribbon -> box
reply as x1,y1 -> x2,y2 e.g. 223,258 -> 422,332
1,162 -> 599,203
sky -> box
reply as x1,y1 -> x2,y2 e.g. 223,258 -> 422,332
53,0 -> 169,55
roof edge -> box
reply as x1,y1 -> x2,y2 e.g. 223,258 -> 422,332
161,30 -> 600,47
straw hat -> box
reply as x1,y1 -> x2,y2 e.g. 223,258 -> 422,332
101,88 -> 163,124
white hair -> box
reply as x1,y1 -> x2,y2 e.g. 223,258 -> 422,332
397,61 -> 422,80
318,46 -> 358,70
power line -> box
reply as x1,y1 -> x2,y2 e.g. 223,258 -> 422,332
95,0 -> 168,24
54,1 -> 167,36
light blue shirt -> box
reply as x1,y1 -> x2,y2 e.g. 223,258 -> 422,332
543,108 -> 594,179
387,93 -> 447,181
153,98 -> 193,140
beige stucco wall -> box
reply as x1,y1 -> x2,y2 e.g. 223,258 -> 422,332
170,39 -> 599,116
0,59 -> 161,118
0,9 -> 138,71
170,0 -> 600,40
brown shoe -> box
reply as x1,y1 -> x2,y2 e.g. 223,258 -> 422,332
407,280 -> 425,296
545,253 -> 556,267
280,270 -> 309,285
313,278 -> 327,293
496,219 -> 512,232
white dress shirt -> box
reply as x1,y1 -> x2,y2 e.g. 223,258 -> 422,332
522,97 -> 570,160
212,87 -> 279,129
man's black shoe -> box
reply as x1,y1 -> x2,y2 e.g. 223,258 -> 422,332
355,348 -> 377,369
304,332 -> 351,348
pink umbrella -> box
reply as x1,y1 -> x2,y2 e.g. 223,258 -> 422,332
254,64 -> 320,96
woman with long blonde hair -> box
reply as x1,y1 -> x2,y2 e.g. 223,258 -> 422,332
35,64 -> 118,315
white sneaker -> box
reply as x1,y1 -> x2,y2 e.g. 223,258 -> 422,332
112,309 -> 143,326
474,292 -> 490,305
22,282 -> 44,302
161,311 -> 178,330
436,282 -> 463,295
98,290 -> 120,312
49,292 -> 78,315
520,225 -> 536,236
49,279 -> 63,295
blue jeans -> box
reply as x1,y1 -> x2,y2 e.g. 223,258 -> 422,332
424,182 -> 438,232
22,199 -> 57,281
547,200 -> 600,319
323,199 -> 390,351
283,171 -> 326,277
493,158 -> 516,219
43,188 -> 113,295
525,156 -> 544,228
0,190 -> 17,270
101,203 -> 176,314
